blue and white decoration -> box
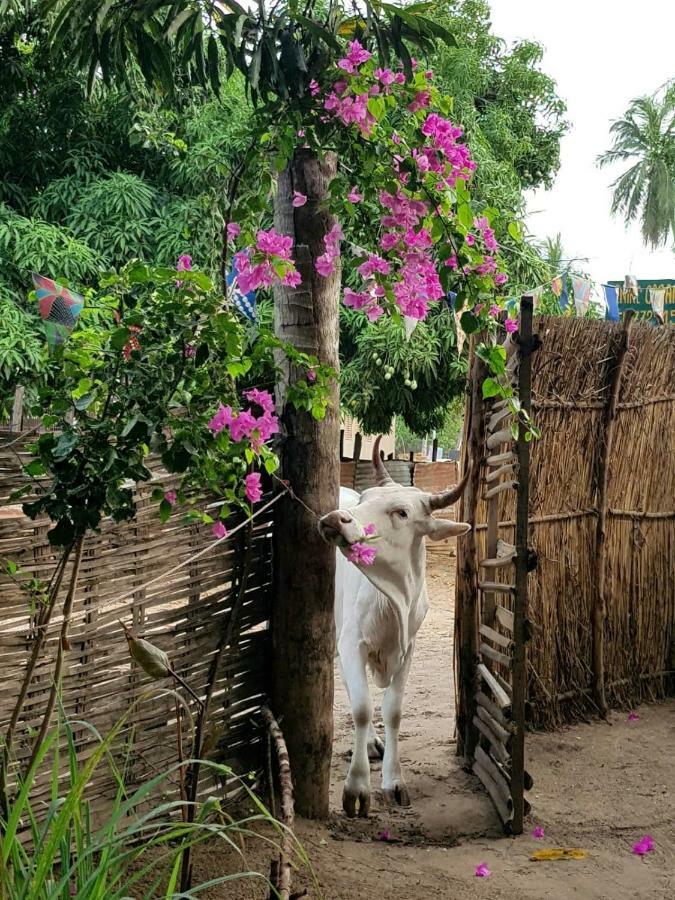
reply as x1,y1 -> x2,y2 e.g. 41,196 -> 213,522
225,253 -> 256,321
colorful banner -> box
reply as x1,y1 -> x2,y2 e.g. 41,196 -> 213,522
32,273 -> 84,348
648,288 -> 665,322
226,254 -> 256,321
551,276 -> 563,297
571,275 -> 591,316
602,285 -> 619,322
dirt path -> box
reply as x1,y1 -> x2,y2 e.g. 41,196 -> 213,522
185,547 -> 675,899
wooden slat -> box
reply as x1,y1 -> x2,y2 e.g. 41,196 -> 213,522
480,623 -> 513,651
475,690 -> 513,729
480,642 -> 512,669
477,663 -> 511,712
486,428 -> 513,450
472,715 -> 510,764
495,606 -> 515,632
483,479 -> 518,500
478,581 -> 515,594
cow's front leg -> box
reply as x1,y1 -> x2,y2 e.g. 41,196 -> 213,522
338,637 -> 372,817
381,643 -> 414,807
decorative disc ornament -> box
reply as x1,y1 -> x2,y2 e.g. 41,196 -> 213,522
32,273 -> 84,347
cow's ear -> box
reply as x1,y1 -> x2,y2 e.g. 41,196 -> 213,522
427,519 -> 471,541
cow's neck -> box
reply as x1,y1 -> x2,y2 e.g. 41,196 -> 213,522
361,539 -> 427,658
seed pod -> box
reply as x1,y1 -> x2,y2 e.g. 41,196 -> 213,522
120,621 -> 170,678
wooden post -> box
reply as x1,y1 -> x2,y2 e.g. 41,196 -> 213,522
511,295 -> 536,835
339,428 -> 345,460
592,311 -> 634,715
455,343 -> 485,760
272,148 -> 339,819
353,432 -> 362,462
10,386 -> 24,431
432,437 -> 438,461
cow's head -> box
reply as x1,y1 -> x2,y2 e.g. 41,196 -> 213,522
319,437 -> 471,577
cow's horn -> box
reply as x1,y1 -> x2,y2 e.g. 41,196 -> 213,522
372,435 -> 395,486
429,461 -> 472,510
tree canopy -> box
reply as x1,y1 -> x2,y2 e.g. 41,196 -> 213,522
598,84 -> 675,248
1,0 -> 567,433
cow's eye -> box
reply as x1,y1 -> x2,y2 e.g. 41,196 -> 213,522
395,509 -> 408,519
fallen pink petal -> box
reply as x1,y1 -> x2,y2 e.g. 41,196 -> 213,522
475,863 -> 491,878
532,827 -> 545,839
632,835 -> 654,856
627,711 -> 640,721
377,830 -> 391,842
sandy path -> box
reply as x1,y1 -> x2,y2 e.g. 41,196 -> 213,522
177,546 -> 675,899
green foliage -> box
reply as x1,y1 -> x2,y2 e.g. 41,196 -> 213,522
598,85 -> 675,248
340,304 -> 467,435
0,286 -> 45,418
0,712 -> 304,898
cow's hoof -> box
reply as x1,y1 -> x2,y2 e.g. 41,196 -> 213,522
368,736 -> 385,760
382,783 -> 411,807
342,785 -> 371,818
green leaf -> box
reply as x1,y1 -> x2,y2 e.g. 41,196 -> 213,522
159,499 -> 172,523
264,456 -> 278,474
481,377 -> 501,399
460,311 -> 480,334
24,459 -> 46,477
476,344 -> 507,376
367,97 -> 385,120
457,203 -> 473,230
508,221 -> 522,241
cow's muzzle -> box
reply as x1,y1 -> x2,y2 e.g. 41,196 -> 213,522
318,510 -> 362,547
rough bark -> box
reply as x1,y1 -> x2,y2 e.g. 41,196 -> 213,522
272,148 -> 340,819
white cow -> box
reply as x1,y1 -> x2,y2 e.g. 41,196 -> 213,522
318,438 -> 470,817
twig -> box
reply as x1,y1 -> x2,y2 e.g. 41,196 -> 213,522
261,706 -> 295,900
175,697 -> 188,822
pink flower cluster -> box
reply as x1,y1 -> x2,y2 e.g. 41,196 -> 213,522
419,114 -> 476,189
337,40 -> 372,73
234,228 -> 301,294
343,286 -> 384,322
245,472 -> 263,503
632,835 -> 654,856
316,223 -> 343,277
347,541 -> 377,566
208,388 -> 279,451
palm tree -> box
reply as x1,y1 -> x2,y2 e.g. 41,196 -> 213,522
597,87 -> 675,248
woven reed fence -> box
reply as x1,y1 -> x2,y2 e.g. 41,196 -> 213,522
466,317 -> 675,728
0,432 -> 273,823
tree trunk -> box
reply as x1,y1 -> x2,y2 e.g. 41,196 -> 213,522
272,148 -> 340,819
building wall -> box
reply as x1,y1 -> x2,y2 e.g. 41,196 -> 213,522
341,415 -> 396,460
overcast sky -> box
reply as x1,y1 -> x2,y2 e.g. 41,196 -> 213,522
489,0 -> 674,287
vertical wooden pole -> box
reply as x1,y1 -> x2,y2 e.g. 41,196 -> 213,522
592,311 -> 634,715
339,428 -> 345,461
454,342 -> 485,760
10,386 -> 24,431
272,148 -> 339,819
511,296 -> 535,835
432,437 -> 438,461
353,432 -> 362,462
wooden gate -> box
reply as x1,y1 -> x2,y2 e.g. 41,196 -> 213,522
455,296 -> 538,834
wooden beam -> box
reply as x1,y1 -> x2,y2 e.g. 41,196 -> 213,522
488,405 -> 512,432
478,581 -> 515,594
480,623 -> 514,651
486,462 -> 517,483
480,642 -> 512,668
476,705 -> 513,746
483,479 -> 518,500
487,428 -> 513,450
486,451 -> 517,467
475,690 -> 513,728
477,663 -> 511,712
495,605 -> 514,632
472,716 -> 510,764
510,294 -> 537,836
473,759 -> 513,832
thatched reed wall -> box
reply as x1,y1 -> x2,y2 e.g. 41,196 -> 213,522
0,433 -> 273,821
467,317 -> 675,728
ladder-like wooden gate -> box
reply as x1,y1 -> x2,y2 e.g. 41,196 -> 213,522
455,296 -> 539,834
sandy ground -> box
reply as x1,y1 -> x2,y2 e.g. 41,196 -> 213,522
175,547 -> 675,900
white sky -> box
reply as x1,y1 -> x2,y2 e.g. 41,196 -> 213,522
489,0 -> 675,287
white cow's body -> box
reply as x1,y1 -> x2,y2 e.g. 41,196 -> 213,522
320,456 -> 470,818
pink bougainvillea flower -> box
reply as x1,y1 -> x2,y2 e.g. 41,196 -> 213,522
212,521 -> 228,539
465,233 -> 476,247
348,187 -> 363,203
177,254 -> 192,272
489,304 -> 502,317
164,491 -> 177,506
347,542 -> 377,566
632,835 -> 654,856
495,272 -> 508,286
627,711 -> 640,722
226,222 -> 240,241
363,523 -> 376,537
183,343 -> 197,358
256,227 -> 293,259
315,253 -> 336,277
307,369 -> 317,383
504,318 -> 518,333
377,829 -> 391,842
532,827 -> 545,839
310,79 -> 320,96
292,191 -> 307,207
245,472 -> 263,504
475,863 -> 491,878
